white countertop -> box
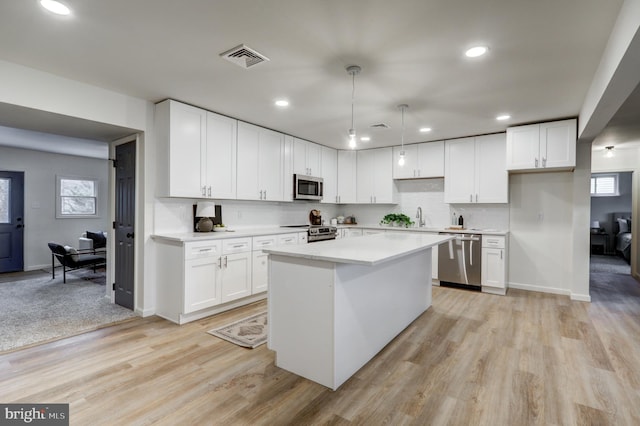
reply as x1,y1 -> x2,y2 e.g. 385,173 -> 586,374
338,224 -> 509,236
264,233 -> 453,266
152,227 -> 305,243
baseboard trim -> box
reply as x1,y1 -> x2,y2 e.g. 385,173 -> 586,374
508,282 -> 571,297
25,264 -> 50,272
570,293 -> 591,302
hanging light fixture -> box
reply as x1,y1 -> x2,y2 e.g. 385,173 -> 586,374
398,104 -> 409,166
346,65 -> 361,149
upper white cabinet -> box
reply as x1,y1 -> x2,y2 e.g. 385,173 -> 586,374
236,122 -> 285,201
337,150 -> 357,204
357,147 -> 396,204
393,141 -> 444,179
320,146 -> 338,204
155,100 -> 237,199
506,118 -> 576,171
444,134 -> 508,204
293,138 -> 322,176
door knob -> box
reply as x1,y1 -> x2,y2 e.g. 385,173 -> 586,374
126,232 -> 134,238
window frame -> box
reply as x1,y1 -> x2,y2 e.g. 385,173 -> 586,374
56,175 -> 99,218
590,173 -> 619,197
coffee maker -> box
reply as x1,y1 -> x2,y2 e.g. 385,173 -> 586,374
309,209 -> 322,225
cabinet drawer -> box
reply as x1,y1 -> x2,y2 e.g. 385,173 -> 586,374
277,233 -> 300,246
298,232 -> 308,244
184,240 -> 222,260
483,236 -> 505,249
252,235 -> 277,250
222,237 -> 252,254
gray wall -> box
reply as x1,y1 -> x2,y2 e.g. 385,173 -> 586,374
590,171 -> 632,250
0,146 -> 109,270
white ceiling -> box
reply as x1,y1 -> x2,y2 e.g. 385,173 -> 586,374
0,0 -> 632,150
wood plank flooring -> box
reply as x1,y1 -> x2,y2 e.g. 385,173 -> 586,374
2,282 -> 640,425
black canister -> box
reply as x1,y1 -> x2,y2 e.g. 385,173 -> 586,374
458,215 -> 464,227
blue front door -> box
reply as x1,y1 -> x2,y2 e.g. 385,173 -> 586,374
0,171 -> 25,273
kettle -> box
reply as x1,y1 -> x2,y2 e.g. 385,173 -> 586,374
309,209 -> 322,225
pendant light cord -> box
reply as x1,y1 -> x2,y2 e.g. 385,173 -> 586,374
351,72 -> 355,130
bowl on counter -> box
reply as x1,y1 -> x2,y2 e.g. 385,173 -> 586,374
213,226 -> 227,232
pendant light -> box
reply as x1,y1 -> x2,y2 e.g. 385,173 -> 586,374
605,145 -> 615,158
398,104 -> 408,166
346,65 -> 361,149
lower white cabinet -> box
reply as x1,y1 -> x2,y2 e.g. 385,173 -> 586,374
183,241 -> 222,313
481,235 -> 507,295
336,228 -> 363,239
251,232 -> 307,294
220,238 -> 252,302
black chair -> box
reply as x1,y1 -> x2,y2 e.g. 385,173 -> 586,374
48,242 -> 107,283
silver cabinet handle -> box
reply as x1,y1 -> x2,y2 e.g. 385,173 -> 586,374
500,249 -> 503,260
259,190 -> 263,199
208,186 -> 212,197
535,158 -> 539,168
542,157 -> 547,168
264,190 -> 266,199
476,194 -> 478,203
470,194 -> 473,202
198,248 -> 212,252
224,256 -> 228,267
233,244 -> 245,248
202,186 -> 206,196
218,257 -> 222,268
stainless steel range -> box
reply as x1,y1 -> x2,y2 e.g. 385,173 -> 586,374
282,225 -> 337,243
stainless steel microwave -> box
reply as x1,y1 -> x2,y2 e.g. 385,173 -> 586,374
293,174 -> 323,201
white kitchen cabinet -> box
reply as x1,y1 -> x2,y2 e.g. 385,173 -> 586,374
155,100 -> 207,198
155,100 -> 238,199
237,121 -> 285,201
337,228 -> 363,239
393,141 -> 444,179
337,150 -> 357,203
293,138 -> 322,176
282,135 -> 294,202
444,134 -> 508,204
320,146 -> 338,204
220,238 -> 252,303
357,147 -> 396,204
506,118 -> 576,171
481,235 -> 507,295
183,241 -> 222,313
205,111 -> 237,199
251,235 -> 277,294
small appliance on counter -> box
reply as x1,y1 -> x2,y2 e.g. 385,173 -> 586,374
281,224 -> 337,243
309,209 -> 322,225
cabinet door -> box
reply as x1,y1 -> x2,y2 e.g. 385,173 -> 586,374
282,135 -> 294,202
540,119 -> 576,169
259,128 -> 284,201
417,141 -> 444,178
184,257 -> 220,313
293,138 -> 309,175
320,146 -> 338,204
236,122 -> 262,200
372,147 -> 395,203
252,251 -> 269,294
162,100 -> 207,198
444,137 -> 476,203
392,144 -> 418,179
337,150 -> 357,203
221,252 -> 252,302
506,124 -> 540,170
356,149 -> 375,203
345,228 -> 363,238
306,142 -> 322,176
475,134 -> 508,203
481,247 -> 505,289
205,112 -> 237,199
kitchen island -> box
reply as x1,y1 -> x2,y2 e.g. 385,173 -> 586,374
264,232 -> 452,390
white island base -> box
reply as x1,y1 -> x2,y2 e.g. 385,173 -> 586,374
268,247 -> 433,391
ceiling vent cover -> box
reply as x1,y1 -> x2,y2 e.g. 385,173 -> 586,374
220,44 -> 270,68
370,123 -> 391,129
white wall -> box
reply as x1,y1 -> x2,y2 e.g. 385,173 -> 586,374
0,146 -> 109,270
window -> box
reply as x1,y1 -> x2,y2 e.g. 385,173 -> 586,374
590,174 -> 619,197
0,178 -> 9,223
57,176 -> 98,218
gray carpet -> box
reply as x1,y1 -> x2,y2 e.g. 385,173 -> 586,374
0,268 -> 136,353
590,254 -> 631,275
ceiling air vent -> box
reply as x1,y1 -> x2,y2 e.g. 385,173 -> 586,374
370,123 -> 391,129
220,44 -> 270,69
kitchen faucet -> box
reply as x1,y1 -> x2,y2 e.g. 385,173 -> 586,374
416,207 -> 425,227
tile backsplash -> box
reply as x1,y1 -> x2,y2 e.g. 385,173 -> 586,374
154,178 -> 509,234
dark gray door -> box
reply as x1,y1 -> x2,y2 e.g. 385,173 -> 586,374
0,171 -> 24,273
114,141 -> 135,309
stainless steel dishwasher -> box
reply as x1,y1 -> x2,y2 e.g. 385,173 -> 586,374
438,232 -> 482,290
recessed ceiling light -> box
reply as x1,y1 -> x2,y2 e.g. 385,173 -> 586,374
40,0 -> 71,15
465,45 -> 488,58
496,114 -> 511,121
274,99 -> 289,107
360,136 -> 370,142
419,127 -> 432,133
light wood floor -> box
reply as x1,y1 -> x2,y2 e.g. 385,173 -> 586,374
2,282 -> 640,425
